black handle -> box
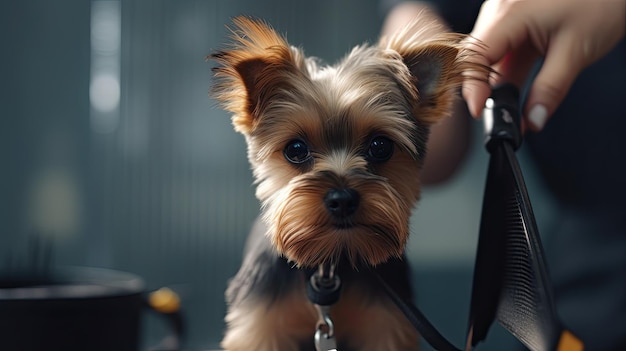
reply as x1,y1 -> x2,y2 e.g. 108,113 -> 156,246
482,83 -> 523,153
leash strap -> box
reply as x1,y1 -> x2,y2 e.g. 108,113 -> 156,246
373,270 -> 462,351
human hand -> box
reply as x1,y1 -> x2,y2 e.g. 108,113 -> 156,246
462,0 -> 625,131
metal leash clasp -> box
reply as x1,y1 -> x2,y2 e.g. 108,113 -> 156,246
315,305 -> 337,351
308,263 -> 341,351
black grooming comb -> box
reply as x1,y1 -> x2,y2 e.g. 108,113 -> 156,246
465,84 -> 583,351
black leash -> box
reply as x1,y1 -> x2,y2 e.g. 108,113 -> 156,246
373,270 -> 462,351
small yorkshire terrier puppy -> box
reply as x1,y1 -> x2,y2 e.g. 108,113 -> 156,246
211,15 -> 487,351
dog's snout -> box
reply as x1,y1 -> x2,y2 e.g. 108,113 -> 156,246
324,188 -> 360,218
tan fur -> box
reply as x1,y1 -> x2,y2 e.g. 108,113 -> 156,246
221,284 -> 318,351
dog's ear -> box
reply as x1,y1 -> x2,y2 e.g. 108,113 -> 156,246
382,21 -> 489,125
401,41 -> 463,125
210,16 -> 305,134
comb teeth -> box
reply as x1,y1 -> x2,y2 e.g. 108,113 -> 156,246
496,191 -> 551,351
469,141 -> 564,351
494,144 -> 562,351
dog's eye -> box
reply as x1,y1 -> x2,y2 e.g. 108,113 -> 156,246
284,139 -> 311,164
367,136 -> 394,162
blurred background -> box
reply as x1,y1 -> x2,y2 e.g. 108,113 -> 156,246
1,0 -> 557,349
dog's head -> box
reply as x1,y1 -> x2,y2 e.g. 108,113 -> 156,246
211,16 -> 486,267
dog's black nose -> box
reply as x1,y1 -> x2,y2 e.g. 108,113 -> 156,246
324,188 -> 360,218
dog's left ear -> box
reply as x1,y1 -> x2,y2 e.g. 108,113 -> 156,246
386,36 -> 467,125
383,24 -> 488,125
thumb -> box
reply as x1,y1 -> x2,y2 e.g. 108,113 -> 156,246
524,34 -> 584,131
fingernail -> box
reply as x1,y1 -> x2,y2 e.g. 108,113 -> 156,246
528,104 -> 548,131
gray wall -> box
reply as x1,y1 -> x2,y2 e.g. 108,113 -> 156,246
1,1 -> 554,349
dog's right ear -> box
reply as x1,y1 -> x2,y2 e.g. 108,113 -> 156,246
210,16 -> 304,135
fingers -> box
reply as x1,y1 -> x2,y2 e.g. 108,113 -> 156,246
491,42 -> 541,88
463,42 -> 540,118
524,32 -> 585,131
461,71 -> 492,118
462,0 -> 531,117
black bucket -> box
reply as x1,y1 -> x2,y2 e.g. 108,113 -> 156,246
0,267 -> 159,351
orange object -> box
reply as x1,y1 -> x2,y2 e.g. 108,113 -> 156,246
148,287 -> 180,314
557,330 -> 584,351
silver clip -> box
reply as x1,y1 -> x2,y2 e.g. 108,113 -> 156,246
314,306 -> 337,351
312,263 -> 339,351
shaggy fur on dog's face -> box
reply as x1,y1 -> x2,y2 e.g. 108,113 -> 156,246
211,16 -> 487,268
